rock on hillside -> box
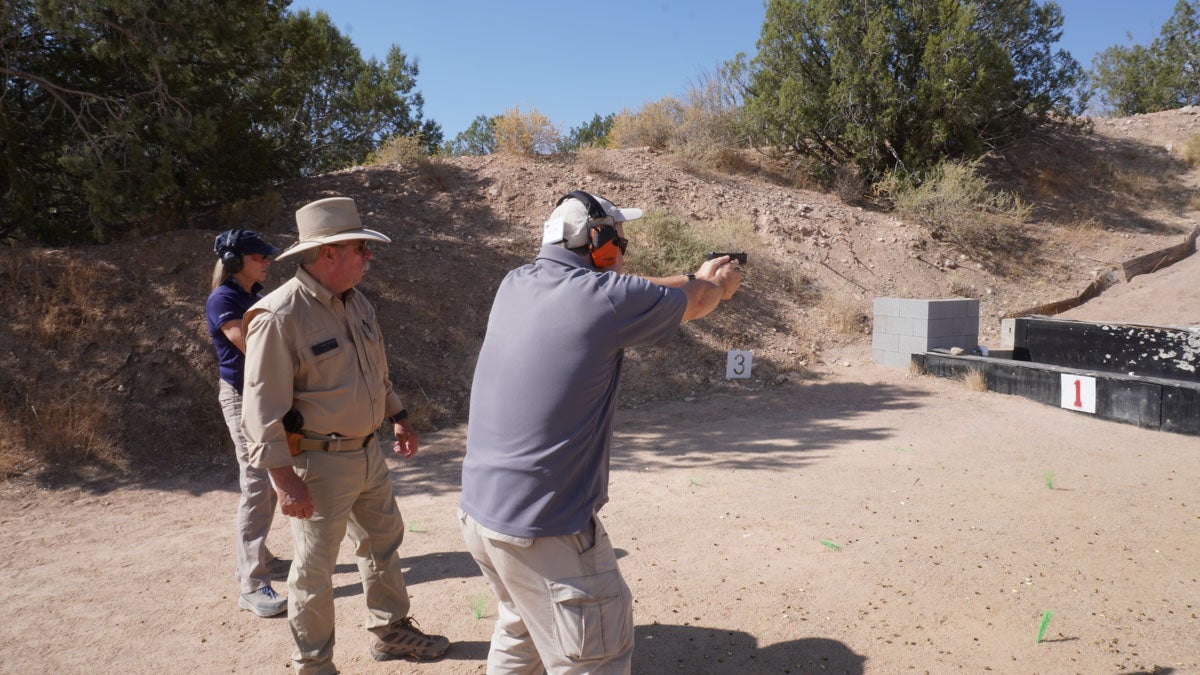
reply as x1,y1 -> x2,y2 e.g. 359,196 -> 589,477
2,109 -> 1198,484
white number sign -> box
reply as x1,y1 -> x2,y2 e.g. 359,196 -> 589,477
1060,374 -> 1096,414
726,350 -> 752,379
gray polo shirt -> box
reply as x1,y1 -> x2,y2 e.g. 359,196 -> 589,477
460,245 -> 687,538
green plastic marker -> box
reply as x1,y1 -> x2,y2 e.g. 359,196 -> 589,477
820,539 -> 842,551
1037,610 -> 1053,642
470,593 -> 487,620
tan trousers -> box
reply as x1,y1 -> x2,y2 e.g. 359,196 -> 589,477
459,509 -> 634,675
288,441 -> 411,675
218,380 -> 277,594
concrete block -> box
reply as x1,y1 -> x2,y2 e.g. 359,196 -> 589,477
872,348 -> 886,365
917,317 -> 956,339
954,316 -> 980,335
883,350 -> 913,369
872,332 -> 899,351
873,297 -> 900,318
886,315 -> 914,337
926,334 -> 969,351
999,318 -> 1022,350
899,335 -> 930,354
898,298 -> 931,319
929,298 -> 978,320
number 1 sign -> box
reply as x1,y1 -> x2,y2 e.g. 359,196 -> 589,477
1060,373 -> 1096,413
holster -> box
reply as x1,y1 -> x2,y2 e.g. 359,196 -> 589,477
286,431 -> 304,457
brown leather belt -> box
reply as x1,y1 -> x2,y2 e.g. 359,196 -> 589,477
297,432 -> 374,453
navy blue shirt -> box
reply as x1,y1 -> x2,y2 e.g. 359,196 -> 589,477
206,277 -> 264,393
460,245 -> 687,538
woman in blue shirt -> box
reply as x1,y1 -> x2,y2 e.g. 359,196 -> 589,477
205,229 -> 289,618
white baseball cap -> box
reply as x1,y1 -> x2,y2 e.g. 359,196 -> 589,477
542,191 -> 643,248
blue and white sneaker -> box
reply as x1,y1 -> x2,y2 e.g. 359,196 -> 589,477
239,584 -> 287,617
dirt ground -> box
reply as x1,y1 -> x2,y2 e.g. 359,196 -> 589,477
2,255 -> 1198,674
1,349 -> 1197,674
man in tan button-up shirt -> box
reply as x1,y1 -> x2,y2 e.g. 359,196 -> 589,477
242,197 -> 449,674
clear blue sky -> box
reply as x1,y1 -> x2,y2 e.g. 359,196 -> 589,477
289,0 -> 1181,140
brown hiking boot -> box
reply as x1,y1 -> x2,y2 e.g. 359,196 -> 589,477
370,617 -> 449,661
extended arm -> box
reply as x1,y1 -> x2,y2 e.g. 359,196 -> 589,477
644,255 -> 742,322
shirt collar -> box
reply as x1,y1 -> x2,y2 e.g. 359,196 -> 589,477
221,276 -> 263,296
535,243 -> 596,271
295,265 -> 355,308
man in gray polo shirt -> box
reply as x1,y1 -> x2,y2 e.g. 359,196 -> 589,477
459,190 -> 741,673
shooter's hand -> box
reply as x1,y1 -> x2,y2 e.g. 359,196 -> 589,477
695,255 -> 742,300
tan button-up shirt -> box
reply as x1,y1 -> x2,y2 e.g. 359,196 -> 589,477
241,267 -> 404,469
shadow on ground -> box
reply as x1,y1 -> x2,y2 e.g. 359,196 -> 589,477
634,623 -> 866,674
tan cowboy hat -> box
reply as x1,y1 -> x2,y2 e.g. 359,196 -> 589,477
275,197 -> 392,261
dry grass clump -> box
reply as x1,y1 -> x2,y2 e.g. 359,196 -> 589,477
1,389 -> 122,478
1183,133 -> 1200,167
882,160 -> 1032,273
817,292 -> 869,335
4,254 -> 113,346
0,253 -> 134,478
622,211 -> 756,278
494,106 -> 560,156
962,367 -> 987,392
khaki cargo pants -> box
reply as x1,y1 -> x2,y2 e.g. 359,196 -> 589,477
459,509 -> 634,675
288,440 -> 411,675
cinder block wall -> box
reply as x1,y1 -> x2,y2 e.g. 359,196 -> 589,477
873,298 -> 980,369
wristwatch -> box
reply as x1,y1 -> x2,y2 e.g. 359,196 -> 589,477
388,409 -> 409,424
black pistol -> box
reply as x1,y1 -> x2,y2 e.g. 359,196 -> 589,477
707,251 -> 747,265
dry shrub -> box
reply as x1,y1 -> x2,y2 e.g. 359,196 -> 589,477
5,254 -> 113,346
370,134 -> 451,190
623,210 -> 756,278
1183,133 -> 1200,167
5,389 -> 122,474
962,368 -> 987,392
670,72 -> 747,172
833,164 -> 868,204
887,160 -> 1032,271
370,134 -> 429,165
817,292 -> 868,335
609,98 -> 682,151
579,147 -> 611,176
494,106 -> 560,156
907,358 -> 926,377
788,269 -> 821,304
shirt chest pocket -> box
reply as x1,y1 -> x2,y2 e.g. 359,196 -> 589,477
302,332 -> 350,375
356,317 -> 386,379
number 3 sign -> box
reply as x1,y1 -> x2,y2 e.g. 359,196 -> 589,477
726,350 -> 753,379
1060,373 -> 1096,413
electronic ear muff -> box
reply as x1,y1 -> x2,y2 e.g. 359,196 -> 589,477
215,229 -> 245,274
558,191 -> 623,269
